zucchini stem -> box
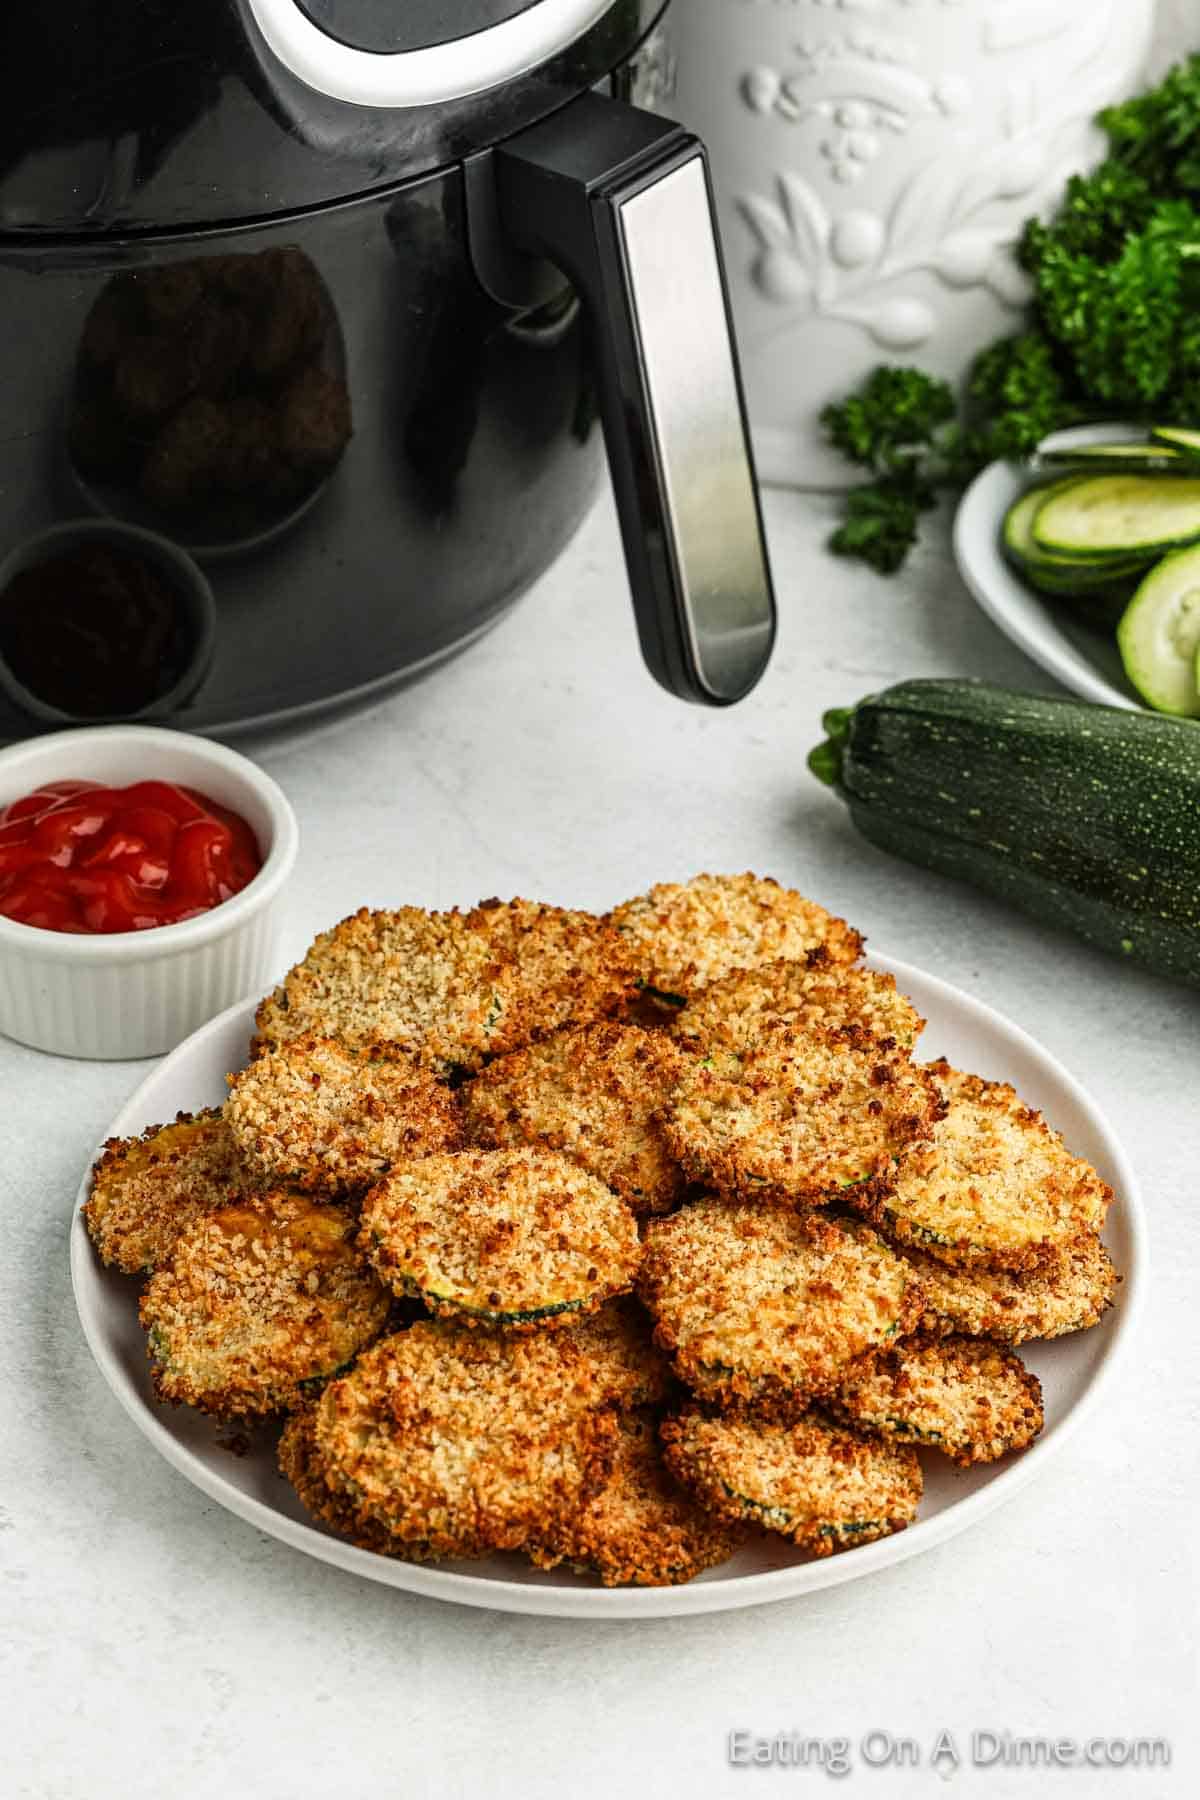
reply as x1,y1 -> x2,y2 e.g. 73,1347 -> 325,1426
808,704 -> 858,788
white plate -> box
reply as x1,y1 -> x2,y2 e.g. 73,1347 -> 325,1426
953,424 -> 1147,712
70,958 -> 1144,1619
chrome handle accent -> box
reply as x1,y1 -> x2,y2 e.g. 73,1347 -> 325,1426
490,94 -> 776,705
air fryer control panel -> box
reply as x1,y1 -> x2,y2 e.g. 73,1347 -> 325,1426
296,0 -> 543,54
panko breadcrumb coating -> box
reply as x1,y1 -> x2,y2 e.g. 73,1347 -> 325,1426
464,1021 -> 689,1215
141,1191 -> 390,1417
531,1411 -> 744,1586
225,1034 -> 461,1196
829,1335 -> 1044,1466
84,1109 -> 252,1274
848,1060 -> 1113,1273
563,1298 -> 674,1408
468,898 -> 637,1041
253,906 -> 518,1071
661,1407 -> 922,1554
608,872 -> 863,998
359,1148 -> 642,1329
279,1405 -> 423,1558
662,1023 -> 942,1206
673,955 -> 923,1055
281,1311 -> 676,1569
310,1322 -> 623,1558
638,1197 -> 920,1414
905,1233 -> 1118,1344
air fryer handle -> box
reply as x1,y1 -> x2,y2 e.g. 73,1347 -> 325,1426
493,93 -> 776,706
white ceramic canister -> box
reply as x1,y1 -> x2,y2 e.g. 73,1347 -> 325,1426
1148,0 -> 1196,84
645,0 -> 1156,488
1151,0 -> 1194,82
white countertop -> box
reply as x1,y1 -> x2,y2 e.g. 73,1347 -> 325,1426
2,487 -> 1195,1800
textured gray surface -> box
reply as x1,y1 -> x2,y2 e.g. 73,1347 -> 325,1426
2,477 -> 1196,1798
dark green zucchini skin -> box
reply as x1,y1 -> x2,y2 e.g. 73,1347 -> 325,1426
810,679 -> 1200,985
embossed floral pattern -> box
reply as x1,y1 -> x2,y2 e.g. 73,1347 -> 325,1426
741,27 -> 971,186
730,0 -> 1144,351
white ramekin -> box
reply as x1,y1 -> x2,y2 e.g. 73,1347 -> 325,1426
0,726 -> 298,1059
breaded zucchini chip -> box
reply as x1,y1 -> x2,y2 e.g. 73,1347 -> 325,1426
468,897 -> 637,1040
673,956 -> 923,1055
84,1109 -> 252,1274
905,1233 -> 1118,1344
848,1060 -> 1113,1273
253,905 -> 518,1071
662,1023 -> 942,1206
531,1412 -> 743,1586
608,872 -> 862,999
564,1297 -> 674,1408
464,1020 -> 689,1215
829,1336 -> 1044,1466
359,1148 -> 642,1329
279,1404 -> 423,1558
310,1322 -> 623,1557
285,1312 -> 671,1567
661,1407 -> 922,1554
141,1191 -> 390,1416
226,1034 -> 461,1196
638,1198 -> 920,1413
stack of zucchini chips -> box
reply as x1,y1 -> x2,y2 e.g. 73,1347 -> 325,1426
84,877 -> 1118,1587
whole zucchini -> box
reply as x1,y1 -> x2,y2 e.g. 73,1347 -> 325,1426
809,679 -> 1200,985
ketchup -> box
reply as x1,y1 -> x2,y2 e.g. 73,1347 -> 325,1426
0,779 -> 262,934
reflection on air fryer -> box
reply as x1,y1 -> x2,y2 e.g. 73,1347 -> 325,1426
0,541 -> 196,721
0,168 -> 618,735
68,248 -> 353,553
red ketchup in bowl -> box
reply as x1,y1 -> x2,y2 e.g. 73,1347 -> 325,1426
0,779 -> 262,933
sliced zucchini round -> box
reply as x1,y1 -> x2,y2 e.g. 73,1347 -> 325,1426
1117,546 -> 1200,717
1040,441 -> 1183,474
1005,486 -> 1124,568
1150,425 -> 1200,462
1033,474 -> 1200,559
1001,482 -> 1075,566
1021,549 -> 1146,590
1002,485 -> 1152,600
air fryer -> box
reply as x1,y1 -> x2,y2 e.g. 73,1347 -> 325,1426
0,1 -> 776,735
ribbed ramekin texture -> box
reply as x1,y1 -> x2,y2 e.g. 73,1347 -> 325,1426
0,904 -> 283,1059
